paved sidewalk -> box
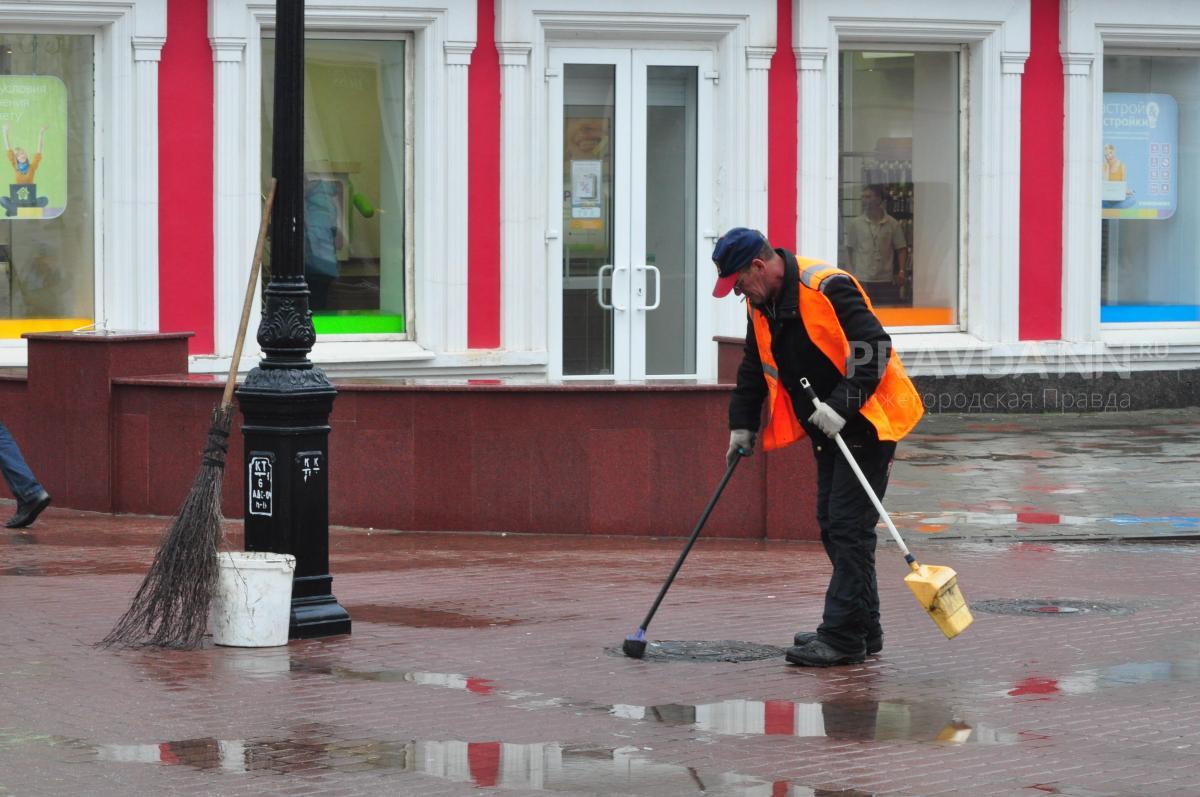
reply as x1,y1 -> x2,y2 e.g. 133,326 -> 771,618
886,408 -> 1200,542
2,409 -> 1200,796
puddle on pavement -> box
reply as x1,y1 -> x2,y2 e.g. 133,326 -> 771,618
326,666 -> 496,694
1028,784 -> 1126,797
341,603 -> 520,628
16,730 -> 867,795
1007,659 -> 1200,698
892,509 -> 1200,534
608,698 -> 1019,744
226,652 -> 500,695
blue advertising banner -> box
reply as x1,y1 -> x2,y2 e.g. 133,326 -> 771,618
1101,92 -> 1178,219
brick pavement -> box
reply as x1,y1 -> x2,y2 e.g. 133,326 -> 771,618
884,408 -> 1200,543
3,408 -> 1200,796
3,519 -> 1200,796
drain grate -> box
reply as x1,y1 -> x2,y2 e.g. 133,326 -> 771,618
605,640 -> 786,663
972,599 -> 1136,617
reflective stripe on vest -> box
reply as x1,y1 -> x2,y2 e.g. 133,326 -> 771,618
750,259 -> 924,451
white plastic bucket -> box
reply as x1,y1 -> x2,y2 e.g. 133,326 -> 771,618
210,551 -> 296,647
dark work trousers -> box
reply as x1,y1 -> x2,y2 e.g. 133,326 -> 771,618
812,434 -> 897,654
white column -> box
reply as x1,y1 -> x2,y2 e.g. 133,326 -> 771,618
998,53 -> 1027,343
1061,52 -> 1098,343
442,42 -> 473,353
132,37 -> 165,331
499,43 -> 532,352
744,46 -> 773,231
210,37 -> 248,357
796,47 -> 833,260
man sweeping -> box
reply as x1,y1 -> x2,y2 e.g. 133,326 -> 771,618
712,228 -> 923,667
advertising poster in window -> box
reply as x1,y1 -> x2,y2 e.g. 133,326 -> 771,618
0,76 -> 67,220
564,117 -> 609,258
1101,92 -> 1177,220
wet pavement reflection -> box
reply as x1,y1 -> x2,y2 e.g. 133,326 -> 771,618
1006,659 -> 1200,699
0,729 -> 878,796
885,409 -> 1200,541
608,698 -> 1021,744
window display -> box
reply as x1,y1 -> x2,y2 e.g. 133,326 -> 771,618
262,37 -> 408,335
0,34 -> 94,337
838,49 -> 960,328
1101,55 -> 1200,323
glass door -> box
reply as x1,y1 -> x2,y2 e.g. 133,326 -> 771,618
549,48 -> 711,380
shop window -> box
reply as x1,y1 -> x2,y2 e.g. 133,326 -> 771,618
837,49 -> 960,328
262,37 -> 410,336
1101,55 -> 1200,324
0,34 -> 94,339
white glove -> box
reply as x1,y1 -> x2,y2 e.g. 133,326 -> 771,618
727,429 -> 755,467
808,402 -> 846,437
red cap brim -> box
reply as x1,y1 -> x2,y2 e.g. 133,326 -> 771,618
712,272 -> 739,298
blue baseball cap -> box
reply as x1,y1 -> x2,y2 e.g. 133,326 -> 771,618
711,227 -> 768,297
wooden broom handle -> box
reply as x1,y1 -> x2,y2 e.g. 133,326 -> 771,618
221,178 -> 277,409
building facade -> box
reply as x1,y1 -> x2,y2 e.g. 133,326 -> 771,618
1,0 -> 1198,389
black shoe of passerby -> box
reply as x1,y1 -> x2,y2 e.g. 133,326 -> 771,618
784,638 -> 865,667
793,630 -> 882,655
6,490 -> 50,529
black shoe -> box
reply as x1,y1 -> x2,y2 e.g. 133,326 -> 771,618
785,639 -> 866,667
6,490 -> 50,529
793,630 -> 882,655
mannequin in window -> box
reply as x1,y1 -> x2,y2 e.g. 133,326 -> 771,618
844,184 -> 907,306
303,179 -> 344,311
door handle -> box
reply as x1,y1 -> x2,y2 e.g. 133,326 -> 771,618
597,264 -> 613,310
596,265 -> 628,311
641,265 -> 661,311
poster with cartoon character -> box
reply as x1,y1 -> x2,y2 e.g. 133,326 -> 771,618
1101,92 -> 1177,220
0,76 -> 67,220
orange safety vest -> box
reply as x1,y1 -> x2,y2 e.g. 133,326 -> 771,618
750,258 -> 924,451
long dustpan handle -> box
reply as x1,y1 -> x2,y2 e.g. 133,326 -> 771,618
799,378 -> 915,565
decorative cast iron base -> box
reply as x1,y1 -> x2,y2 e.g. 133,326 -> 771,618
291,594 -> 352,639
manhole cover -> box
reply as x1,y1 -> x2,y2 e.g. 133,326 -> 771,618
605,640 -> 785,662
972,599 -> 1135,617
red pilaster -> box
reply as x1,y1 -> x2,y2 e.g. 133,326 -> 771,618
767,0 -> 798,250
468,0 -> 502,348
158,0 -> 215,354
1019,0 -> 1064,340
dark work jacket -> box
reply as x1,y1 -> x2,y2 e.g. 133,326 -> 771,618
728,249 -> 893,444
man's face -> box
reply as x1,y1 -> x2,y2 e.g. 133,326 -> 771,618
732,259 -> 768,304
13,148 -> 27,165
861,188 -> 881,211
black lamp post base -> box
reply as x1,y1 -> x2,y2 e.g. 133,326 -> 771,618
291,594 -> 352,639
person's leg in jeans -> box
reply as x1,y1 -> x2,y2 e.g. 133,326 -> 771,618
0,422 -> 43,502
815,438 -> 896,654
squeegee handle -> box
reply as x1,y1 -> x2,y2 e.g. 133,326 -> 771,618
800,378 -> 913,562
638,453 -> 742,632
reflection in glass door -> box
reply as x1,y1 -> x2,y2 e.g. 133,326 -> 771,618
639,64 -> 698,377
561,63 -> 620,376
553,49 -> 709,380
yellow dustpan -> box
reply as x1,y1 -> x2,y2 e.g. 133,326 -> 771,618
800,379 -> 973,639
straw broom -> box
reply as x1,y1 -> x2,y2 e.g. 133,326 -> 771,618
102,180 -> 277,649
